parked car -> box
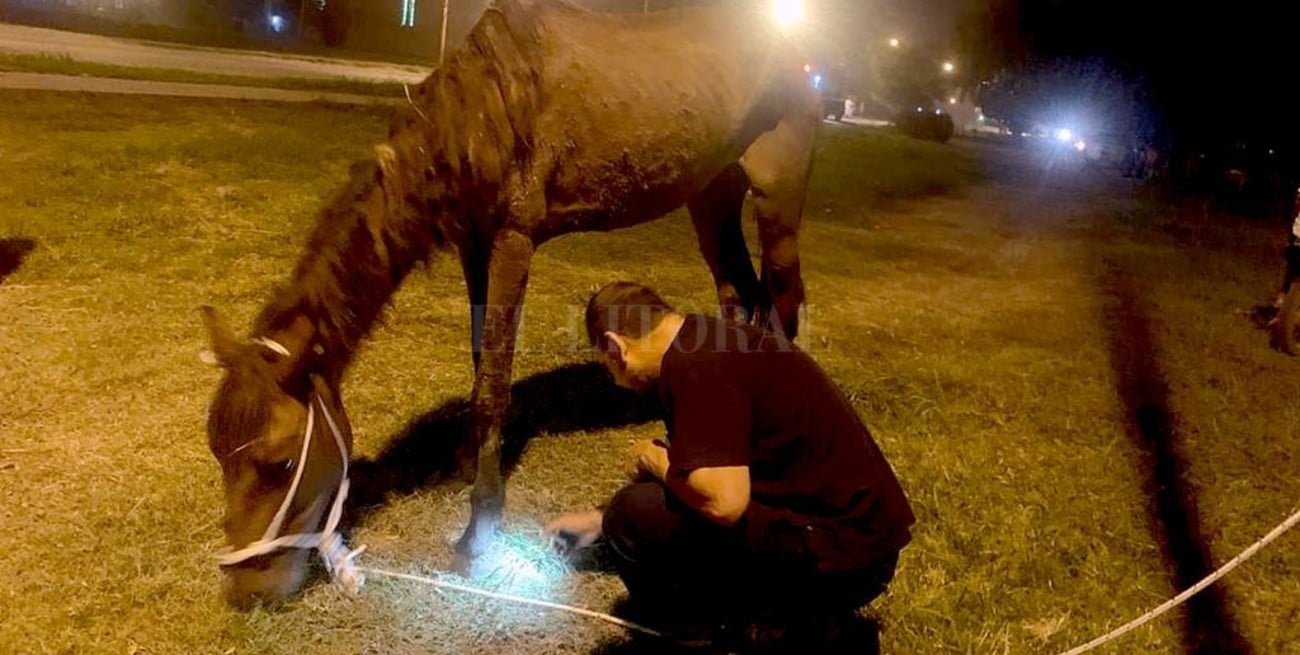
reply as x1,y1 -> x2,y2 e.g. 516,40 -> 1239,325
806,60 -> 849,121
895,106 -> 955,143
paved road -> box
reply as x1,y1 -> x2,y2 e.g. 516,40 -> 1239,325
0,22 -> 431,84
0,71 -> 405,105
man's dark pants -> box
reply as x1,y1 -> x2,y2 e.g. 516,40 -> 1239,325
601,481 -> 898,624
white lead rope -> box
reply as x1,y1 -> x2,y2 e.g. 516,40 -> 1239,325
358,566 -> 667,640
313,393 -> 367,592
1056,505 -> 1300,655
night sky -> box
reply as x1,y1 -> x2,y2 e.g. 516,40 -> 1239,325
962,1 -> 1297,146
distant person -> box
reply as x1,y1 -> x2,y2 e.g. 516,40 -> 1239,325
1255,187 -> 1300,326
544,282 -> 915,647
1122,141 -> 1144,178
1142,144 -> 1162,180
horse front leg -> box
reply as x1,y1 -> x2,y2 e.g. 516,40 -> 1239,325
454,242 -> 489,483
461,241 -> 489,373
453,229 -> 534,574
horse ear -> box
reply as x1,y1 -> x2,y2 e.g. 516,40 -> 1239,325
200,305 -> 241,366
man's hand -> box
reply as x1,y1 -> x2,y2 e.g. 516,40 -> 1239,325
626,438 -> 669,481
542,509 -> 604,555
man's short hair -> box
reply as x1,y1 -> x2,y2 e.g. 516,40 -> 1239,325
585,282 -> 676,348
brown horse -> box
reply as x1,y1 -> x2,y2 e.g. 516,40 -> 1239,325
201,0 -> 819,607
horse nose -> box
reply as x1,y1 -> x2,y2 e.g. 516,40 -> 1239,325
222,570 -> 297,609
220,552 -> 308,609
222,574 -> 266,610
221,569 -> 258,609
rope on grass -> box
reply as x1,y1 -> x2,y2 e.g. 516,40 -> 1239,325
358,566 -> 667,640
356,505 -> 1300,652
1055,505 -> 1300,655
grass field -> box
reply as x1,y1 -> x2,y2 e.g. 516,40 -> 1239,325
1,90 -> 1298,655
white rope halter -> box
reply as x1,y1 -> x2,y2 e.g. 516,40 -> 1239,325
215,339 -> 366,595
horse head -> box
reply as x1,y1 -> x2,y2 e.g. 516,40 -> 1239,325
200,306 -> 359,609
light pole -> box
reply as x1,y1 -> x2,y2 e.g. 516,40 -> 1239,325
439,0 -> 451,66
644,0 -> 649,12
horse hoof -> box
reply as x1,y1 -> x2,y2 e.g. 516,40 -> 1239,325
451,531 -> 488,577
450,551 -> 474,577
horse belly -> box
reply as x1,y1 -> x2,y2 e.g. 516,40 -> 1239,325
529,6 -> 800,239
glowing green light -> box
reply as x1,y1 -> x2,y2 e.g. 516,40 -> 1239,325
454,530 -> 572,599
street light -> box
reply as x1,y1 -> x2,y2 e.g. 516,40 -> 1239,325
941,61 -> 955,74
772,0 -> 803,28
888,37 -> 900,48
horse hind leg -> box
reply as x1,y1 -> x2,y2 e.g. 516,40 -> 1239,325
688,163 -> 761,325
740,115 -> 815,339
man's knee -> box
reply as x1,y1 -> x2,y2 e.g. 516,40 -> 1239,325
602,482 -> 672,563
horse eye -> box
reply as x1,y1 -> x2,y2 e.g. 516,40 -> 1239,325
256,459 -> 295,478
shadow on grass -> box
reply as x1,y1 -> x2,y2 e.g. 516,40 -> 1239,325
1099,260 -> 1253,655
589,611 -> 881,655
349,362 -> 661,513
0,238 -> 35,284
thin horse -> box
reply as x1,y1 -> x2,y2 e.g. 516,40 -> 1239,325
201,0 -> 819,607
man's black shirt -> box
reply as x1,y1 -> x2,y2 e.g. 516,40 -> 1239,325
657,314 -> 915,572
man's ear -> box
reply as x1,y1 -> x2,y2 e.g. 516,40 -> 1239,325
603,331 -> 631,368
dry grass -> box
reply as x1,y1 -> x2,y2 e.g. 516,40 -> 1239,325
1,91 -> 1298,655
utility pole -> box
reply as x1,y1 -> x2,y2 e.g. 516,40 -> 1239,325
298,0 -> 307,38
643,0 -> 649,12
439,0 -> 451,66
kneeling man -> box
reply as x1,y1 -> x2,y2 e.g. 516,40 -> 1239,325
545,282 -> 915,633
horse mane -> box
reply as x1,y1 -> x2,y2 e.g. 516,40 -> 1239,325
244,1 -> 549,380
